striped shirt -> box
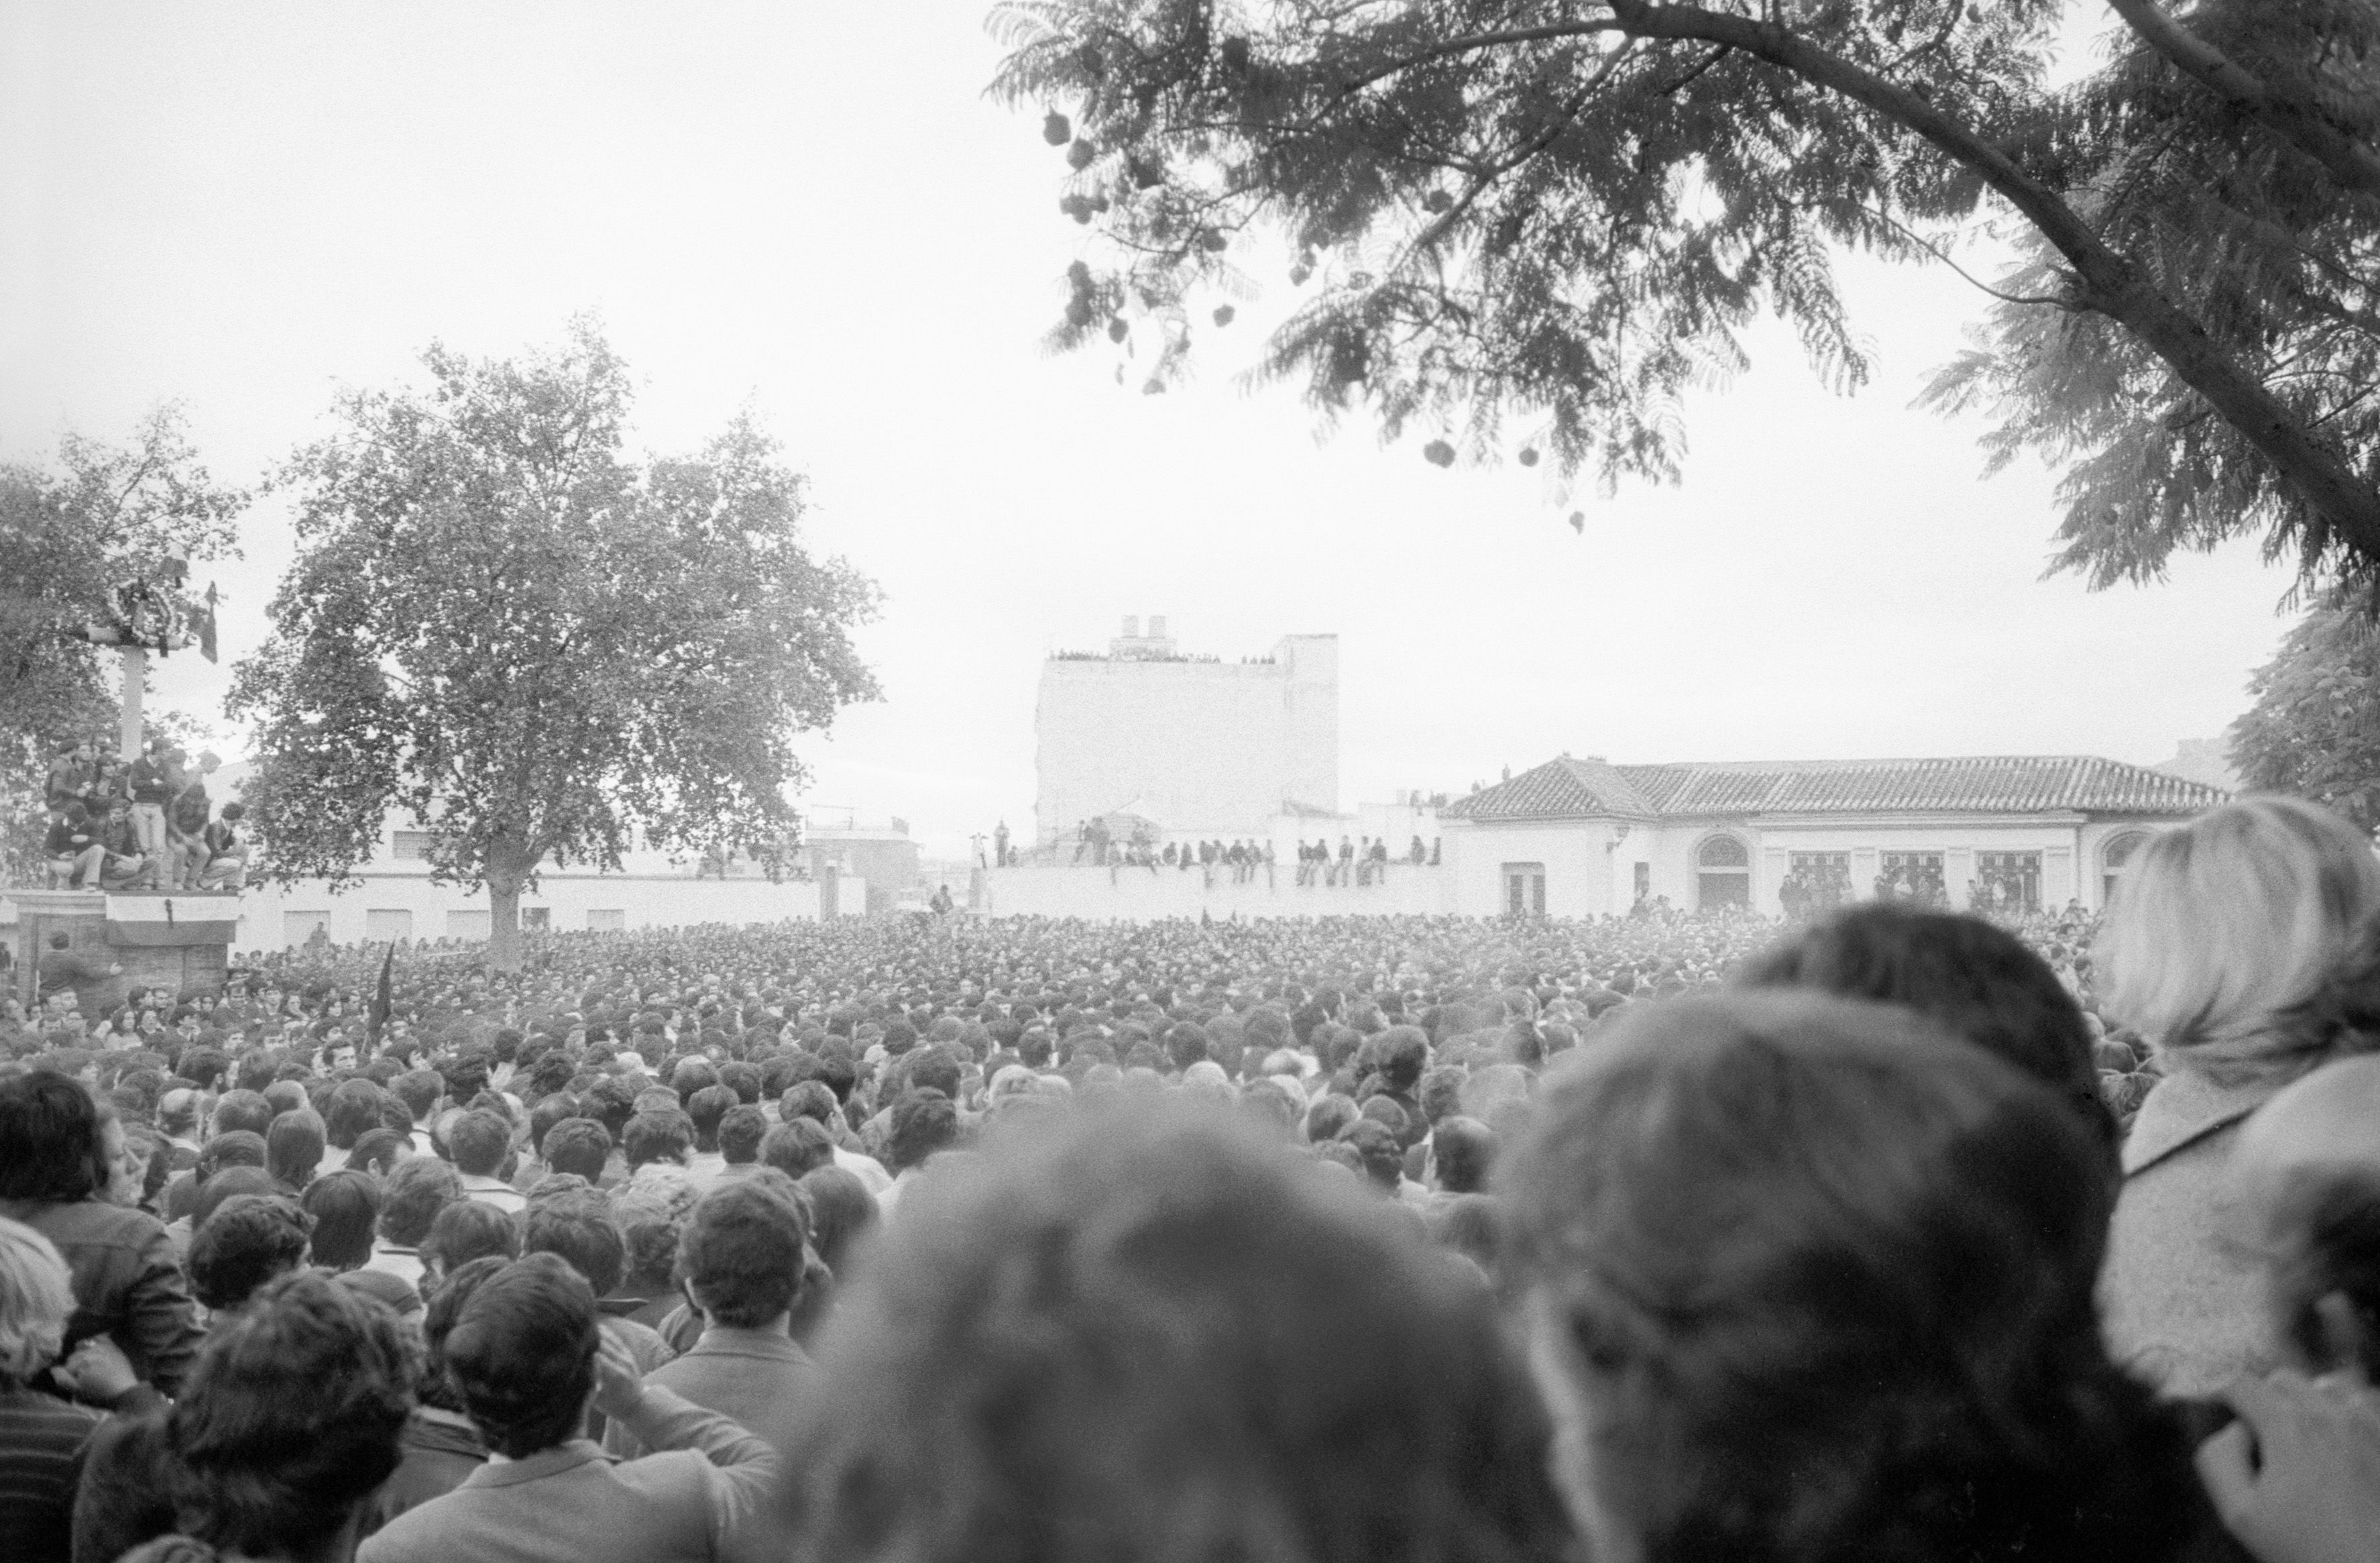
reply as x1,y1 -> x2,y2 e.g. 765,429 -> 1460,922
0,1387 -> 103,1563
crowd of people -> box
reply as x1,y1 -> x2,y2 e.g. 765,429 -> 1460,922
1,794 -> 2377,1563
1058,822 -> 1440,887
36,737 -> 247,894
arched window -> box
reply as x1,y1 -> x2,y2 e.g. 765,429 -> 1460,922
1695,833 -> 1750,910
2102,830 -> 2151,904
1697,835 -> 1749,869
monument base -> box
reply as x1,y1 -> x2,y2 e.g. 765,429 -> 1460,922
10,889 -> 234,1018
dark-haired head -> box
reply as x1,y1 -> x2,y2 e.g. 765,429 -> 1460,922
1735,903 -> 2116,1160
422,1199 -> 521,1283
0,1073 -> 104,1201
301,1170 -> 382,1272
190,1195 -> 314,1313
443,1252 -> 600,1458
795,1166 -> 877,1279
679,1179 -> 807,1329
168,1271 -> 410,1558
1506,990 -> 2196,1563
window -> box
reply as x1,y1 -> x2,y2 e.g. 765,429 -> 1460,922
1878,851 -> 1947,908
587,908 -> 625,932
284,911 -> 331,947
363,909 -> 413,942
1632,861 -> 1650,904
1974,851 -> 2042,914
390,831 -> 433,861
1695,835 -> 1750,911
445,910 -> 490,940
2102,830 -> 2150,902
1782,851 -> 1851,913
1502,862 -> 1546,917
522,907 -> 551,929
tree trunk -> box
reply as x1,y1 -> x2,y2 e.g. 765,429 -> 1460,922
486,861 -> 530,973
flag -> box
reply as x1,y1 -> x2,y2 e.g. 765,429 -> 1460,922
198,584 -> 219,664
367,942 -> 395,1052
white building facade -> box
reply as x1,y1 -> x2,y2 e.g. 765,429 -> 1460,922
1436,754 -> 2227,919
1033,618 -> 1338,847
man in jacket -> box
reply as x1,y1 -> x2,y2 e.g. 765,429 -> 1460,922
357,1252 -> 777,1563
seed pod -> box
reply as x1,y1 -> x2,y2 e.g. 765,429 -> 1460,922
1043,111 -> 1073,146
1423,439 -> 1456,468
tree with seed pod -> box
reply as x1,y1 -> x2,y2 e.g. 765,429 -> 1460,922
990,1 -> 2380,600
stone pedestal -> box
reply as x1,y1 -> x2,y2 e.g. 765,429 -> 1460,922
10,889 -> 232,1016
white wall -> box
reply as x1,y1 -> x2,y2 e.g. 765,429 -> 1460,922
982,861 -> 1455,920
236,871 -> 833,953
1450,812 -> 2191,918
1032,634 -> 1338,843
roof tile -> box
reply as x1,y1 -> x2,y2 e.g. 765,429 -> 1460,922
1442,755 -> 2227,821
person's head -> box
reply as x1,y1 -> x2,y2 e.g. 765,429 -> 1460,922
421,1198 -> 521,1283
416,1254 -> 507,1411
1335,1118 -> 1405,1191
2230,1054 -> 2380,1377
302,1169 -> 383,1272
378,1154 -> 462,1248
1736,902 -> 2114,1153
2100,797 -> 2380,1082
441,1252 -> 601,1458
448,1109 -> 512,1178
623,1108 -> 694,1170
323,1079 -> 383,1150
779,1103 -> 1567,1563
886,1091 -> 958,1174
211,1088 -> 274,1138
685,1084 -> 737,1152
190,1194 -> 315,1313
0,1072 -> 106,1202
679,1179 -> 808,1328
0,1217 -> 74,1389
796,1165 -> 879,1278
1506,991 -> 2169,1563
166,1271 -> 410,1559
522,1197 -> 626,1297
266,1108 -> 327,1189
718,1103 -> 768,1167
541,1117 -> 612,1183
760,1117 -> 837,1180
1430,1117 -> 1497,1195
345,1126 -> 410,1179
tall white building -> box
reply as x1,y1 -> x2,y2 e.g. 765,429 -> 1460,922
1033,617 -> 1338,846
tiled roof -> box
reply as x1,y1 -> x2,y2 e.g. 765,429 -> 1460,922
1442,755 -> 2228,822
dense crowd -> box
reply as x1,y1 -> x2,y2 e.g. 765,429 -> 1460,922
36,737 -> 248,894
1,796 -> 2377,1563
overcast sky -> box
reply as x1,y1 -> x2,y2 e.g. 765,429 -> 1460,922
2,2 -> 2300,857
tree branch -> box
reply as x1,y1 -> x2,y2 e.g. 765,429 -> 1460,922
1333,20 -> 1623,96
2104,0 -> 2380,203
1607,0 -> 2380,578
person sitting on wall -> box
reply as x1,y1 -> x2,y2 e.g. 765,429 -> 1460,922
197,802 -> 249,892
163,753 -> 213,892
44,802 -> 105,890
96,797 -> 149,891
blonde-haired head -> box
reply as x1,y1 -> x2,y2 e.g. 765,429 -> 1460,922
2100,795 -> 2380,1082
0,1216 -> 74,1388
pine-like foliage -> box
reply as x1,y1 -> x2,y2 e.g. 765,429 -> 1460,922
2232,606 -> 2380,826
990,0 -> 2379,594
1925,1 -> 2380,598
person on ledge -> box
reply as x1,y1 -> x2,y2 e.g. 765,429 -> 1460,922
43,804 -> 104,890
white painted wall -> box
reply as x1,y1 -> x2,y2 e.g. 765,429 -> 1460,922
235,871 -> 836,954
982,861 -> 1455,920
1032,635 -> 1338,843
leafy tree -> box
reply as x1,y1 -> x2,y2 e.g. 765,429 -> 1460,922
2230,608 -> 2380,828
0,409 -> 245,884
989,1 -> 2380,594
227,323 -> 881,969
